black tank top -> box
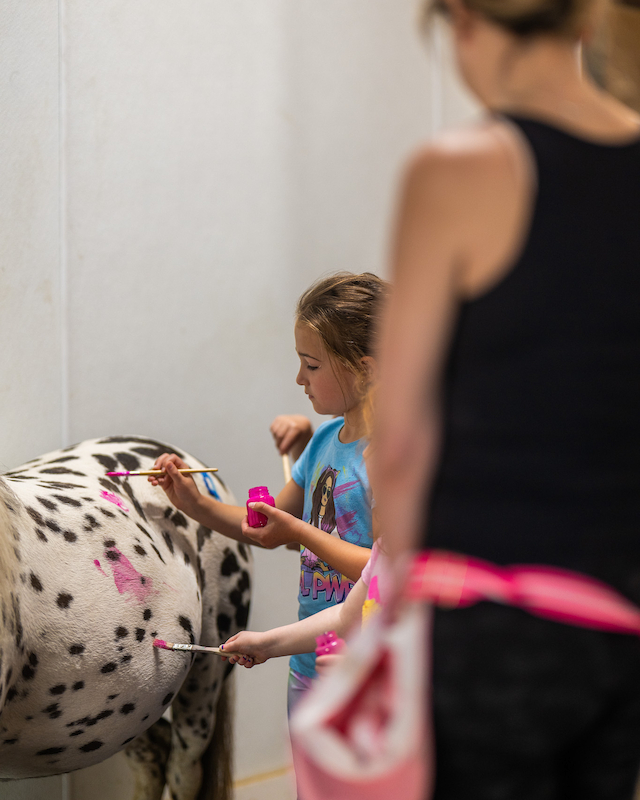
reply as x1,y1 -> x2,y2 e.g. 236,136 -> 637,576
425,115 -> 640,603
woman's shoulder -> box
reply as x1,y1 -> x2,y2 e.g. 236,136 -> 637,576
403,118 -> 525,197
397,118 -> 535,298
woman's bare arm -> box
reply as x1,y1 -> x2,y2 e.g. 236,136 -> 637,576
371,124 -> 531,564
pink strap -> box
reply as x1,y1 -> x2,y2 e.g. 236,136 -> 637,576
406,550 -> 640,636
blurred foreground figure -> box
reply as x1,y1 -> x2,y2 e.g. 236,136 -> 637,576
373,0 -> 640,798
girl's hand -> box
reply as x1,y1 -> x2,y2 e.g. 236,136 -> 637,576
147,454 -> 201,516
270,415 -> 313,459
219,631 -> 270,668
241,503 -> 302,549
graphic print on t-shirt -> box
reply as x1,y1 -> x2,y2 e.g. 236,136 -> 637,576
301,464 -> 341,574
291,418 -> 372,676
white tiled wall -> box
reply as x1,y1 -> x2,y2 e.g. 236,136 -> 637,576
0,2 -> 477,799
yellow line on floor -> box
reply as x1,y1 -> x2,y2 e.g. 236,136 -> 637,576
233,766 -> 292,789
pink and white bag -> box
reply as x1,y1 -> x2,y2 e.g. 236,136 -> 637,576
290,599 -> 434,800
290,549 -> 640,800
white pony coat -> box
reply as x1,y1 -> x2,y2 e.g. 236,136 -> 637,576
0,436 -> 251,800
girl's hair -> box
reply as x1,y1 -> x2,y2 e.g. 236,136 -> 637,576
296,272 -> 388,379
425,0 -> 594,37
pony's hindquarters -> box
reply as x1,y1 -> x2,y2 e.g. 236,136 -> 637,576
0,435 -> 251,799
0,439 -> 206,778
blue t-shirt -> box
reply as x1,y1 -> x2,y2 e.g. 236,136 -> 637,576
290,417 -> 373,677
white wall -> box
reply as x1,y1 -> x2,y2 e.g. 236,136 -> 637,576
0,0 -> 62,468
0,2 -> 478,798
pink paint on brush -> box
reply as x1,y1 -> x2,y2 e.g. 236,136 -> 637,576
153,639 -> 169,650
96,546 -> 157,603
100,490 -> 129,512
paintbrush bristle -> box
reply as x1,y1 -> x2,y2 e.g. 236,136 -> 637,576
153,638 -> 171,650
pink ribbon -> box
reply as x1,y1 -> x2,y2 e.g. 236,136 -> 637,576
407,550 -> 640,636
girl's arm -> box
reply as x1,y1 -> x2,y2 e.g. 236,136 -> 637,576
222,577 -> 369,666
242,502 -> 371,582
149,454 -> 304,546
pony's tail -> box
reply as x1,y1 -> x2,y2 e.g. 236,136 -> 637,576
197,670 -> 235,800
0,478 -> 20,619
0,478 -> 22,714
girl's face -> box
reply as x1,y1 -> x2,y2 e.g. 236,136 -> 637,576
320,475 -> 333,509
294,323 -> 361,417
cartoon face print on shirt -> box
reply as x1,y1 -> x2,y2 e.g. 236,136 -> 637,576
301,465 -> 341,574
310,466 -> 339,533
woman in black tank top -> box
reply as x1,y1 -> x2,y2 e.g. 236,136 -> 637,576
372,1 -> 640,798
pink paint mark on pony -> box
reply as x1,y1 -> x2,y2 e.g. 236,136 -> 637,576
99,547 -> 157,603
100,490 -> 129,513
94,559 -> 107,577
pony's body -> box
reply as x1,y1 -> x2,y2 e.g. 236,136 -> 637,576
0,436 -> 251,800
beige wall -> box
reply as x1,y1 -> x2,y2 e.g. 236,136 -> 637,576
0,3 -> 477,799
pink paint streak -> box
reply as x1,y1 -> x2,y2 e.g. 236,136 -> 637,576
336,510 -> 358,537
95,547 -> 157,603
100,490 -> 129,513
333,480 -> 359,499
368,575 -> 381,604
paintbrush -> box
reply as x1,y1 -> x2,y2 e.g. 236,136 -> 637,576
153,638 -> 248,659
106,468 -> 218,477
282,453 -> 292,484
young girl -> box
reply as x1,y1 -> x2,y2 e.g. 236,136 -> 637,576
221,395 -> 386,671
150,271 -> 388,706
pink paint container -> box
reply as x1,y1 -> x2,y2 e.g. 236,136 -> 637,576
315,630 -> 345,657
246,486 -> 275,528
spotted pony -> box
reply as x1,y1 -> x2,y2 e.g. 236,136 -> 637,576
0,436 -> 252,800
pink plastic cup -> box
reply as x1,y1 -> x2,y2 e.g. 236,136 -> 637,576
315,630 -> 345,657
246,486 -> 275,528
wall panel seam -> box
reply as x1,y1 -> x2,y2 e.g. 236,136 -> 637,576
58,0 -> 70,450
429,22 -> 444,135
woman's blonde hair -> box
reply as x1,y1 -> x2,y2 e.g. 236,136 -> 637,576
425,0 -> 595,37
296,272 -> 388,381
